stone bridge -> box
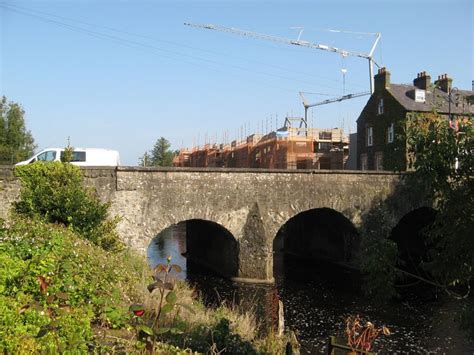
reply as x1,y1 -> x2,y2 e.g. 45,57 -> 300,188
0,166 -> 429,283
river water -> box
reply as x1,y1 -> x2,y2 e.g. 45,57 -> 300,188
147,224 -> 473,354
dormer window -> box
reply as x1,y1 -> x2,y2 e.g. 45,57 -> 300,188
377,98 -> 384,115
415,89 -> 426,103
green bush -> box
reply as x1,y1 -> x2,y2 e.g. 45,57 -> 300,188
13,161 -> 123,252
0,217 -> 145,353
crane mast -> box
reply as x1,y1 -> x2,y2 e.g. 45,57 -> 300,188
185,22 -> 381,93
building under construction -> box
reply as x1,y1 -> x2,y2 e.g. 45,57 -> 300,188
173,117 -> 350,170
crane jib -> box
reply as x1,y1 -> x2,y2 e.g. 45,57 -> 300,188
185,22 -> 381,94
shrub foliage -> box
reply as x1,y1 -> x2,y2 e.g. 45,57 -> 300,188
0,217 -> 144,353
13,161 -> 122,252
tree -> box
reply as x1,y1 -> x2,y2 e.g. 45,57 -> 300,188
0,96 -> 36,164
405,114 -> 473,294
138,151 -> 151,167
360,111 -> 473,334
150,137 -> 174,167
61,137 -> 74,163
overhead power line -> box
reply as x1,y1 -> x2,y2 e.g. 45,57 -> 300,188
2,4 -> 360,86
1,3 -> 365,91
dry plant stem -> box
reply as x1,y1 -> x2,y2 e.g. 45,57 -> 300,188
395,267 -> 471,299
153,264 -> 170,328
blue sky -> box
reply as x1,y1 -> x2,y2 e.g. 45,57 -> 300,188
1,0 -> 472,165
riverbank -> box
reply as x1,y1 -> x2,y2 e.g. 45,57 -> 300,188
0,217 -> 288,353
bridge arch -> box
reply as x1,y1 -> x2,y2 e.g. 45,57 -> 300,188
390,206 -> 437,275
0,166 -> 436,283
273,207 -> 359,266
147,219 -> 239,278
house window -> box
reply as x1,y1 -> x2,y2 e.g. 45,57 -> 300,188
297,160 -> 307,169
415,89 -> 426,103
375,152 -> 383,170
377,98 -> 384,115
387,123 -> 394,143
319,157 -> 331,169
367,127 -> 373,147
318,142 -> 331,152
360,154 -> 368,171
319,131 -> 332,140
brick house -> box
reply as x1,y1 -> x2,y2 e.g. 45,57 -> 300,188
357,68 -> 474,171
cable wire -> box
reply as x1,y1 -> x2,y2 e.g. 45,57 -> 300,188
1,2 -> 367,91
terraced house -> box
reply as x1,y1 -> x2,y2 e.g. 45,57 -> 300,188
357,68 -> 474,171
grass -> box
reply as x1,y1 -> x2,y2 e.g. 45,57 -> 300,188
0,216 -> 288,353
3,161 -> 290,353
135,271 -> 288,354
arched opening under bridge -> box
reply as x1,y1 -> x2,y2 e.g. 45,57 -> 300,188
147,219 -> 239,279
274,208 -> 359,266
390,207 -> 437,279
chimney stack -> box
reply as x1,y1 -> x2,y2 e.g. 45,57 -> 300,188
413,71 -> 431,90
374,67 -> 391,92
434,73 -> 453,93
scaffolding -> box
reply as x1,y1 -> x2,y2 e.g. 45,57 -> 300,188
174,117 -> 350,170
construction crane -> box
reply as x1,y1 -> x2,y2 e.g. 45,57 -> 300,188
184,23 -> 381,94
299,91 -> 370,128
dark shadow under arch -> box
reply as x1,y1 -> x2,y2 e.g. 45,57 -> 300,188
148,219 -> 239,279
274,208 -> 359,266
390,207 -> 437,275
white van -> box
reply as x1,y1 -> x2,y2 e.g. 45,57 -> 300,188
15,148 -> 121,167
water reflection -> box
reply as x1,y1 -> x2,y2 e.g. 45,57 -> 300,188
148,224 -> 188,274
147,223 -> 473,354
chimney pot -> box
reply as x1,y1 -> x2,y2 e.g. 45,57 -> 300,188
413,71 -> 431,90
434,73 -> 453,93
374,67 -> 391,91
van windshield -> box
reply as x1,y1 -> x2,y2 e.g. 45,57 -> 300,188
36,150 -> 56,161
